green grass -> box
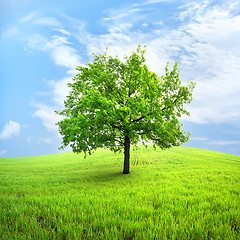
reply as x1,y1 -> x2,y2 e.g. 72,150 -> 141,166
0,146 -> 239,239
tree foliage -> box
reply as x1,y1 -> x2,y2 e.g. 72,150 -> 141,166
56,46 -> 195,173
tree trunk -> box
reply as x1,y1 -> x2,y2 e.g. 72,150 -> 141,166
123,136 -> 130,174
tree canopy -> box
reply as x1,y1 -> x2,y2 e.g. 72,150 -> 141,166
56,46 -> 195,174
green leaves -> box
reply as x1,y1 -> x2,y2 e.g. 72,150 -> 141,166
56,45 -> 195,156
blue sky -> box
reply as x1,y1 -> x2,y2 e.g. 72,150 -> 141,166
1,0 -> 240,157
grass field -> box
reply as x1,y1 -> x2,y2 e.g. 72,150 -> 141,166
0,146 -> 239,239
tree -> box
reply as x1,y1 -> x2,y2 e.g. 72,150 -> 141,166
56,46 -> 195,174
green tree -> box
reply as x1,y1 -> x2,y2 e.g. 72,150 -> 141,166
56,46 -> 195,174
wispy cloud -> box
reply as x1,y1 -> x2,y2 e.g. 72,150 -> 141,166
0,150 -> 7,157
144,0 -> 176,4
26,136 -> 34,144
37,137 -> 53,144
56,28 -> 71,36
208,140 -> 240,146
34,17 -> 61,26
178,1 -> 240,124
17,14 -> 82,133
0,120 -> 20,140
20,11 -> 37,23
26,136 -> 53,145
1,26 -> 21,39
31,76 -> 74,134
189,136 -> 240,147
17,0 -> 240,134
93,0 -> 240,125
191,137 -> 209,141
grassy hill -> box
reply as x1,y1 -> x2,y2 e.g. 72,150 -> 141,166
0,146 -> 239,239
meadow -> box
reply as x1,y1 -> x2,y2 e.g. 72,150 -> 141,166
0,146 -> 239,239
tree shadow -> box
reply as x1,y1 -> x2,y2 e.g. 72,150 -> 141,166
81,169 -> 130,184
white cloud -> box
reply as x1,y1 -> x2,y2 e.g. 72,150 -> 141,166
51,45 -> 81,70
67,1 -> 238,127
33,104 -> 63,132
47,77 -> 73,106
24,0 -> 240,133
25,28 -> 80,133
76,23 -> 145,63
0,121 -> 20,140
177,2 -> 240,125
27,34 -> 82,71
69,1 -> 240,126
32,76 -> 74,133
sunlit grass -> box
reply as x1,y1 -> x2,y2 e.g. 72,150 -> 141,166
0,146 -> 239,239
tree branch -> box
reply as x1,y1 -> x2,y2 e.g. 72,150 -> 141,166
131,99 -> 178,123
132,115 -> 145,122
149,138 -> 164,145
116,139 -> 124,146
